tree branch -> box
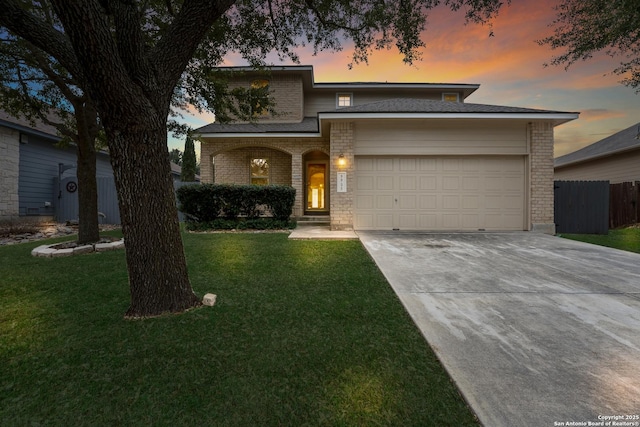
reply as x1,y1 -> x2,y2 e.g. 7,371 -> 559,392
150,0 -> 236,98
0,0 -> 85,81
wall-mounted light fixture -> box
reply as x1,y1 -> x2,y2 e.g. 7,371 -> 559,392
338,154 -> 346,167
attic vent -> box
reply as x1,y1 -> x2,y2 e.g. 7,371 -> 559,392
442,93 -> 459,102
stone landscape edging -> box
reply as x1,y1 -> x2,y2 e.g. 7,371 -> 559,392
31,239 -> 125,258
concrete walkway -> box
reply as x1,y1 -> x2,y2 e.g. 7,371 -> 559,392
357,232 -> 640,427
288,225 -> 358,240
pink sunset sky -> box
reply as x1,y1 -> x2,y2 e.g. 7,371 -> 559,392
172,0 -> 639,159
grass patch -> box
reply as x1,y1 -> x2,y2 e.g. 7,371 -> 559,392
1,231 -> 478,426
559,226 -> 640,254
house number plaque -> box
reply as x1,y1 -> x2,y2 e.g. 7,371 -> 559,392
337,172 -> 347,193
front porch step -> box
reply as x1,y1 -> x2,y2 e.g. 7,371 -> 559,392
296,216 -> 330,226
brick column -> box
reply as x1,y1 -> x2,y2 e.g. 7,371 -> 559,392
0,127 -> 20,220
291,152 -> 303,217
329,121 -> 354,230
530,121 -> 555,234
199,142 -> 214,184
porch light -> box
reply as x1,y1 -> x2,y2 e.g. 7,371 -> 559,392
338,154 -> 346,167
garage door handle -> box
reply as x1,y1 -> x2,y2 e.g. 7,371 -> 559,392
395,198 -> 398,203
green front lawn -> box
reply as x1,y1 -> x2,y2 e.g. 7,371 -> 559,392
559,226 -> 640,254
0,231 -> 478,426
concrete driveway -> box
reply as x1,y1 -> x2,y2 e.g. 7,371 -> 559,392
357,232 -> 640,427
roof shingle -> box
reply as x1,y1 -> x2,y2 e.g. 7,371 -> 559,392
555,122 -> 640,167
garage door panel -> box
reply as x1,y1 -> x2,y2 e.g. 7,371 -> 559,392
376,214 -> 394,228
418,158 -> 437,171
355,194 -> 374,209
419,214 -> 438,228
419,176 -> 437,190
376,176 -> 394,190
461,214 -> 480,229
398,214 -> 417,228
376,195 -> 394,209
419,195 -> 438,209
462,176 -> 480,191
354,156 -> 525,231
443,176 -> 460,190
356,175 -> 374,191
399,176 -> 417,191
376,158 -> 394,171
462,196 -> 479,209
443,195 -> 460,209
399,158 -> 417,171
398,195 -> 417,209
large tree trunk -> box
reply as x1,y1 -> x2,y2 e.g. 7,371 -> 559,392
76,140 -> 99,244
108,121 -> 201,318
75,105 -> 100,244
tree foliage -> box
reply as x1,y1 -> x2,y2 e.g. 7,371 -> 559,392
0,6 -> 103,244
538,0 -> 640,91
168,148 -> 183,165
181,136 -> 197,182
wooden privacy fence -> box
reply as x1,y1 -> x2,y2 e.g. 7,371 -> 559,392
610,181 -> 640,228
554,181 -> 609,234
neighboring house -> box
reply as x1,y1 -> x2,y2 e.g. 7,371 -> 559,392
0,109 -> 113,222
554,122 -> 640,183
195,65 -> 579,233
0,109 -> 190,224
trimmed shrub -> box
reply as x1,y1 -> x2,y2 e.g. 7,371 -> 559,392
177,184 -> 296,227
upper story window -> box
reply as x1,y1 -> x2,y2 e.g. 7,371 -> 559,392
250,158 -> 269,185
336,93 -> 353,108
251,79 -> 269,89
442,93 -> 460,102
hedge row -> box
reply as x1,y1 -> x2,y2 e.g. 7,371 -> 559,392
184,218 -> 297,231
176,184 -> 296,222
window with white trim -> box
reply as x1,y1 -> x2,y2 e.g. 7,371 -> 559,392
337,93 -> 353,108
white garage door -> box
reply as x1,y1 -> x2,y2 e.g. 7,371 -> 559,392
354,156 -> 526,231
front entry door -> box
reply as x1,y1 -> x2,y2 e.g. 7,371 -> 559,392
306,161 -> 328,213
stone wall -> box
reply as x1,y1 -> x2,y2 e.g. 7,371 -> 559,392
530,121 -> 555,234
0,126 -> 20,220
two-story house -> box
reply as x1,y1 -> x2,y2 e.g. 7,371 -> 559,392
195,65 -> 578,233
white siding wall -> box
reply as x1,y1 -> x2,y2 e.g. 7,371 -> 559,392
554,150 -> 640,184
354,119 -> 529,156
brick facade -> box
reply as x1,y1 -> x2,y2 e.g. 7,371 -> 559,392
227,74 -> 303,123
329,121 -> 355,230
0,126 -> 20,220
529,121 -> 555,234
201,138 -> 329,217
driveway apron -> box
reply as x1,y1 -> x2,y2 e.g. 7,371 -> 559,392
357,232 -> 640,427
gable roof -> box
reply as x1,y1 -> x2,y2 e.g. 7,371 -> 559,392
211,65 -> 480,99
323,98 -> 573,115
196,117 -> 319,134
195,99 -> 578,136
0,109 -> 60,141
554,122 -> 640,168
